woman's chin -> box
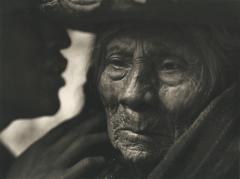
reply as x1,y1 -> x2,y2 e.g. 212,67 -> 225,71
119,146 -> 156,164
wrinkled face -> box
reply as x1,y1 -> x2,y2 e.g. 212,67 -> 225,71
98,27 -> 213,165
0,12 -> 70,119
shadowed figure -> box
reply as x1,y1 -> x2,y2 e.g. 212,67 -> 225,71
0,9 -> 116,179
1,3 -> 113,179
0,8 -> 69,174
0,12 -> 69,122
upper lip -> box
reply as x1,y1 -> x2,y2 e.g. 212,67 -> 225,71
61,0 -> 103,12
123,128 -> 155,135
121,128 -> 171,138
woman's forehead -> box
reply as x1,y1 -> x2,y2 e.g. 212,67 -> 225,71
105,27 -> 196,55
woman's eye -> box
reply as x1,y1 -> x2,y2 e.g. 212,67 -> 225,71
110,59 -> 126,69
160,57 -> 185,72
107,56 -> 130,69
162,62 -> 181,71
104,55 -> 130,80
158,57 -> 186,85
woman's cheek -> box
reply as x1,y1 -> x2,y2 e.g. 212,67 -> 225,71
158,80 -> 199,112
98,72 -> 122,107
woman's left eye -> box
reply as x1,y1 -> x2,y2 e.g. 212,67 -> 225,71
158,57 -> 186,85
162,62 -> 180,71
159,57 -> 185,72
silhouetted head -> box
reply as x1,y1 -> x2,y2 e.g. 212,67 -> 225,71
0,10 -> 70,122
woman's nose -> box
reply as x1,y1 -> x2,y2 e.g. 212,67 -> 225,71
41,19 -> 71,50
119,65 -> 157,111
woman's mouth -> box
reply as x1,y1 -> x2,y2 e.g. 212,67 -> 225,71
118,127 -> 172,144
119,130 -> 154,143
69,0 -> 102,5
60,0 -> 103,12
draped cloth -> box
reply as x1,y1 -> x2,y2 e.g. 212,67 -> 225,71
0,143 -> 14,178
98,84 -> 239,179
148,84 -> 239,179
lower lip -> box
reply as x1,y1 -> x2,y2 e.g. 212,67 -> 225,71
62,0 -> 102,11
69,0 -> 101,5
120,130 -> 154,143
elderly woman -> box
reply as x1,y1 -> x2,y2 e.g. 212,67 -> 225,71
82,23 -> 239,179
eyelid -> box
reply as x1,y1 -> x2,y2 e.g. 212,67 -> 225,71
159,56 -> 186,70
106,55 -> 123,65
106,54 -> 132,67
162,55 -> 184,62
106,53 -> 121,59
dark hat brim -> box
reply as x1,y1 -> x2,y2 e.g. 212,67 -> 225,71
41,0 -> 240,31
2,0 -> 240,31
0,0 -> 39,14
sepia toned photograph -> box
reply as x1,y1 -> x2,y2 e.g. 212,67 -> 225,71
0,0 -> 239,178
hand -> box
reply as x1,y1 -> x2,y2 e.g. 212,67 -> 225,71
6,112 -> 110,179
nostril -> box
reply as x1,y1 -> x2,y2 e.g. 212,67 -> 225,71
124,100 -> 150,112
119,93 -> 139,109
144,91 -> 154,102
119,93 -> 152,112
119,89 -> 157,112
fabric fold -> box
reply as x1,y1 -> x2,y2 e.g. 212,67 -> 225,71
148,84 -> 239,179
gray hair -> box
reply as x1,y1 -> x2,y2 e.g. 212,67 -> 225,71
82,23 -> 240,112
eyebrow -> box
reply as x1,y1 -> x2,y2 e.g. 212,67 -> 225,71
150,39 -> 195,59
105,37 -> 194,62
106,39 -> 136,57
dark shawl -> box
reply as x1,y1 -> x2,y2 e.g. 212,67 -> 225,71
96,84 -> 239,179
0,143 -> 14,178
148,84 -> 239,179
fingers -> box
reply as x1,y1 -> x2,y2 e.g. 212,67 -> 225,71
64,156 -> 106,179
56,132 -> 108,166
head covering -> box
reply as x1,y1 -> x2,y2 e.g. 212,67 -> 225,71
38,0 -> 240,30
0,0 -> 40,14
2,0 -> 240,31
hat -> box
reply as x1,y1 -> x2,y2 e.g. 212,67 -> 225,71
40,0 -> 240,31
0,0 -> 41,14
2,0 -> 240,30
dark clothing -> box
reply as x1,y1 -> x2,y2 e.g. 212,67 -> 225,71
0,143 -> 14,178
99,84 -> 239,179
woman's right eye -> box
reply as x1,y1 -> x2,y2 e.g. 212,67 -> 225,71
105,55 -> 130,80
107,56 -> 129,69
